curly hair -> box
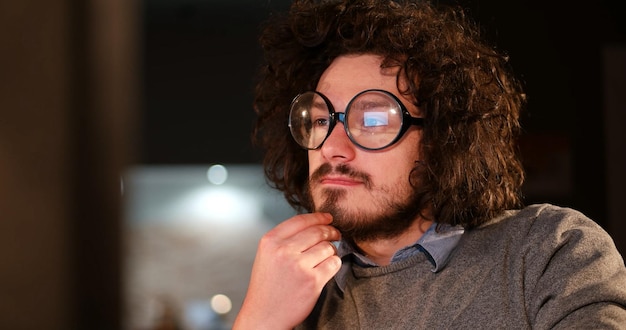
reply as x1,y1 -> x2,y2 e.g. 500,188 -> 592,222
252,0 -> 526,229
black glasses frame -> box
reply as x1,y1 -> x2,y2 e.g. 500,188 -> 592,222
289,89 -> 424,150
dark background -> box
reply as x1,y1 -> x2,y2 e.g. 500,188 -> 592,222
140,0 -> 626,229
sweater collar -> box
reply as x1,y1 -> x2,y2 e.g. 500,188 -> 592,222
334,223 -> 464,292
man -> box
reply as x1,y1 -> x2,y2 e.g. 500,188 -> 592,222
233,0 -> 626,328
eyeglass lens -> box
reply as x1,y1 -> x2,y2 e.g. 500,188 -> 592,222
289,90 -> 405,150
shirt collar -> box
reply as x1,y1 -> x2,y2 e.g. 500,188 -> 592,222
334,223 -> 464,292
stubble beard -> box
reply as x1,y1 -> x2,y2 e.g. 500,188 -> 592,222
309,163 -> 422,243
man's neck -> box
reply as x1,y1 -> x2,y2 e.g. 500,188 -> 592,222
355,219 -> 433,266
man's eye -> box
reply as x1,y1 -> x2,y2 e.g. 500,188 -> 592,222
313,118 -> 329,127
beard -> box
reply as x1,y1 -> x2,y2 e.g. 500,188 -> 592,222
308,163 -> 422,243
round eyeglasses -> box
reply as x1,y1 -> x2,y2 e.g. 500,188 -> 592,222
288,89 -> 424,150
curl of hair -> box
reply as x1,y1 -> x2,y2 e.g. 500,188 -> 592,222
253,0 -> 526,228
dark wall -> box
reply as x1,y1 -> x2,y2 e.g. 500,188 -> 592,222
140,0 -> 626,230
141,1 -> 291,165
1,0 -> 137,328
458,0 -> 625,228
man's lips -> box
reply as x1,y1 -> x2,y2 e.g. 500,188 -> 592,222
319,176 -> 363,186
310,163 -> 373,189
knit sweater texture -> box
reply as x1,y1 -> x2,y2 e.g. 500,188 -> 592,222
296,204 -> 626,329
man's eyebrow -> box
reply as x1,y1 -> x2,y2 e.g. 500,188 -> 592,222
357,99 -> 387,107
311,99 -> 328,110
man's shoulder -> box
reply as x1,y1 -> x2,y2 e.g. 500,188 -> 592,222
471,203 -> 614,254
481,203 -> 598,232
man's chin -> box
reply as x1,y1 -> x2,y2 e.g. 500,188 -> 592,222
313,188 -> 346,211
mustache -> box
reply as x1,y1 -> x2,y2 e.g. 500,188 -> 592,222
310,163 -> 372,189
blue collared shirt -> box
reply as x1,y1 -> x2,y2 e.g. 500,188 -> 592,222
333,223 -> 465,292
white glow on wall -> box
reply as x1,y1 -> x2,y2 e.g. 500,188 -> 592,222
123,165 -> 296,227
172,186 -> 262,226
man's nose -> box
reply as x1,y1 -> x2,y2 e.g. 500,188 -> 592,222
320,120 -> 355,161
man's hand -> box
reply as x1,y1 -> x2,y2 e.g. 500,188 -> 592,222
233,212 -> 342,329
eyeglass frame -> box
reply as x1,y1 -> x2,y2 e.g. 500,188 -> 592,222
288,88 -> 425,151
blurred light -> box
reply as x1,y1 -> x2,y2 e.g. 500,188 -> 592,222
210,294 -> 232,315
175,186 -> 262,226
183,300 -> 216,330
207,164 -> 228,185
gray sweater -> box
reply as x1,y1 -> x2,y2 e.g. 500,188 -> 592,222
297,204 -> 626,329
